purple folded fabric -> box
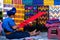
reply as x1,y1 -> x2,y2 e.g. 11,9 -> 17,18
45,23 -> 60,28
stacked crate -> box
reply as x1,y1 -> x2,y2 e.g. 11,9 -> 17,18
44,0 -> 54,6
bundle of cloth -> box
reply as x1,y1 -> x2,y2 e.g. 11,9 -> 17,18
45,19 -> 60,28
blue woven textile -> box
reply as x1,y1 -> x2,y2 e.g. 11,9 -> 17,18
47,19 -> 60,24
54,0 -> 60,5
33,0 -> 43,5
22,0 -> 33,5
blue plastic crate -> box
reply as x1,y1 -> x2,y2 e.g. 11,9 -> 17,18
33,0 -> 43,5
22,0 -> 33,5
54,0 -> 60,5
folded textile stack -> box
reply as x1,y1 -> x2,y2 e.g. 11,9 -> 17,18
49,5 -> 60,19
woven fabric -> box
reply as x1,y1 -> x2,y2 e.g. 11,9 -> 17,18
38,6 -> 49,24
22,0 -> 33,5
54,0 -> 60,5
14,4 -> 25,25
49,5 -> 60,19
24,5 -> 37,26
44,0 -> 54,6
4,0 -> 12,4
3,4 -> 13,19
33,0 -> 43,5
13,0 -> 22,4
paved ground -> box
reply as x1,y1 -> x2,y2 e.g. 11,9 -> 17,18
0,32 -> 58,40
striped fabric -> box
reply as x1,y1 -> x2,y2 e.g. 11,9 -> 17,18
33,0 -> 43,5
44,0 -> 54,5
3,0 -> 12,4
22,0 -> 33,5
54,0 -> 60,5
3,0 -> 60,28
14,4 -> 25,26
38,6 -> 49,24
13,0 -> 22,4
24,5 -> 36,26
49,5 -> 60,19
3,4 -> 13,19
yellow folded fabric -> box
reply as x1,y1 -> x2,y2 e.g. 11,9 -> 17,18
44,0 -> 54,5
4,0 -> 12,4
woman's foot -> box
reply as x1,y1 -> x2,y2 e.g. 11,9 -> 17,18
29,29 -> 40,36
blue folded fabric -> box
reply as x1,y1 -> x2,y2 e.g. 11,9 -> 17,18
46,19 -> 60,24
24,5 -> 33,10
22,0 -> 33,5
25,12 -> 34,16
33,0 -> 43,5
24,5 -> 28,10
33,6 -> 38,10
54,0 -> 60,5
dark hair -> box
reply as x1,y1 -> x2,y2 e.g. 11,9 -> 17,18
7,11 -> 15,16
7,7 -> 16,16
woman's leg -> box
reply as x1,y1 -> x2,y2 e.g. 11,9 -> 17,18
6,31 -> 30,39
